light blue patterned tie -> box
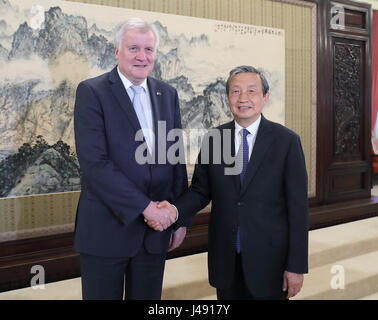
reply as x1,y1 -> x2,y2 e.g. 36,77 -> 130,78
236,128 -> 250,253
131,85 -> 151,151
131,85 -> 148,129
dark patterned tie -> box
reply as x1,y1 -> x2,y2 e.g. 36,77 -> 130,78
236,128 -> 250,253
240,128 -> 250,183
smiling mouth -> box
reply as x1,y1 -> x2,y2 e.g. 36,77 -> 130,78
134,64 -> 148,68
238,106 -> 253,110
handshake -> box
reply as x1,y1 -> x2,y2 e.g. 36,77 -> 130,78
143,200 -> 177,231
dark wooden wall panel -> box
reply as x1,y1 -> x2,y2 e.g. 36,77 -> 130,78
344,8 -> 366,29
317,0 -> 372,205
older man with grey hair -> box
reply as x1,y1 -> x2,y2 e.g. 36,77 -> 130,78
73,17 -> 188,300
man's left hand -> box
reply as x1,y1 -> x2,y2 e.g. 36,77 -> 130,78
168,227 -> 187,252
283,271 -> 304,299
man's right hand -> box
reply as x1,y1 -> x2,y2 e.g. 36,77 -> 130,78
142,201 -> 176,231
145,201 -> 177,231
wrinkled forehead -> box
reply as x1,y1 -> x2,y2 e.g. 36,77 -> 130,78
229,72 -> 263,88
123,28 -> 156,42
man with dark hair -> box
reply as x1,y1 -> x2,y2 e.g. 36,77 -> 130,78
150,65 -> 309,300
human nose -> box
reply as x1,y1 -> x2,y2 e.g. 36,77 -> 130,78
135,50 -> 146,61
238,90 -> 248,102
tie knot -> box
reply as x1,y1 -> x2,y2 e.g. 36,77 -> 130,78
241,128 -> 250,139
131,85 -> 143,94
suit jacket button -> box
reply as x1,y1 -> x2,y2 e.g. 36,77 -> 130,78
237,202 -> 244,206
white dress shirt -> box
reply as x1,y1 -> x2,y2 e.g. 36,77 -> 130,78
175,117 -> 262,221
117,67 -> 154,153
234,116 -> 261,161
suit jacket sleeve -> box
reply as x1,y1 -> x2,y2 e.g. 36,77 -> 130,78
74,81 -> 150,226
285,134 -> 309,274
175,136 -> 212,228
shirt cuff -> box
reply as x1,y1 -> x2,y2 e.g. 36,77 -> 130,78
171,204 -> 179,222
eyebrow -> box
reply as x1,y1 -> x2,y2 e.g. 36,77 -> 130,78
231,84 -> 258,89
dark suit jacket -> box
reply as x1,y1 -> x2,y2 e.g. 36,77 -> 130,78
74,67 -> 188,258
175,116 -> 308,297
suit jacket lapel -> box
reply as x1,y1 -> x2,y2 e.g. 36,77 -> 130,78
108,67 -> 141,133
147,77 -> 162,142
240,116 -> 275,196
147,77 -> 165,163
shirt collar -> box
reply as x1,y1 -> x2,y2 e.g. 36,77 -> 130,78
117,67 -> 148,92
234,115 -> 261,137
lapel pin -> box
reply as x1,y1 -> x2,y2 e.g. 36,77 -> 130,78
156,91 -> 161,96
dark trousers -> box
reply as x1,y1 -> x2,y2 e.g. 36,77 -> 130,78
80,246 -> 166,300
216,253 -> 287,300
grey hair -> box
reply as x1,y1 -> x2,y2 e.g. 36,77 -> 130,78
114,18 -> 159,51
226,65 -> 270,96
